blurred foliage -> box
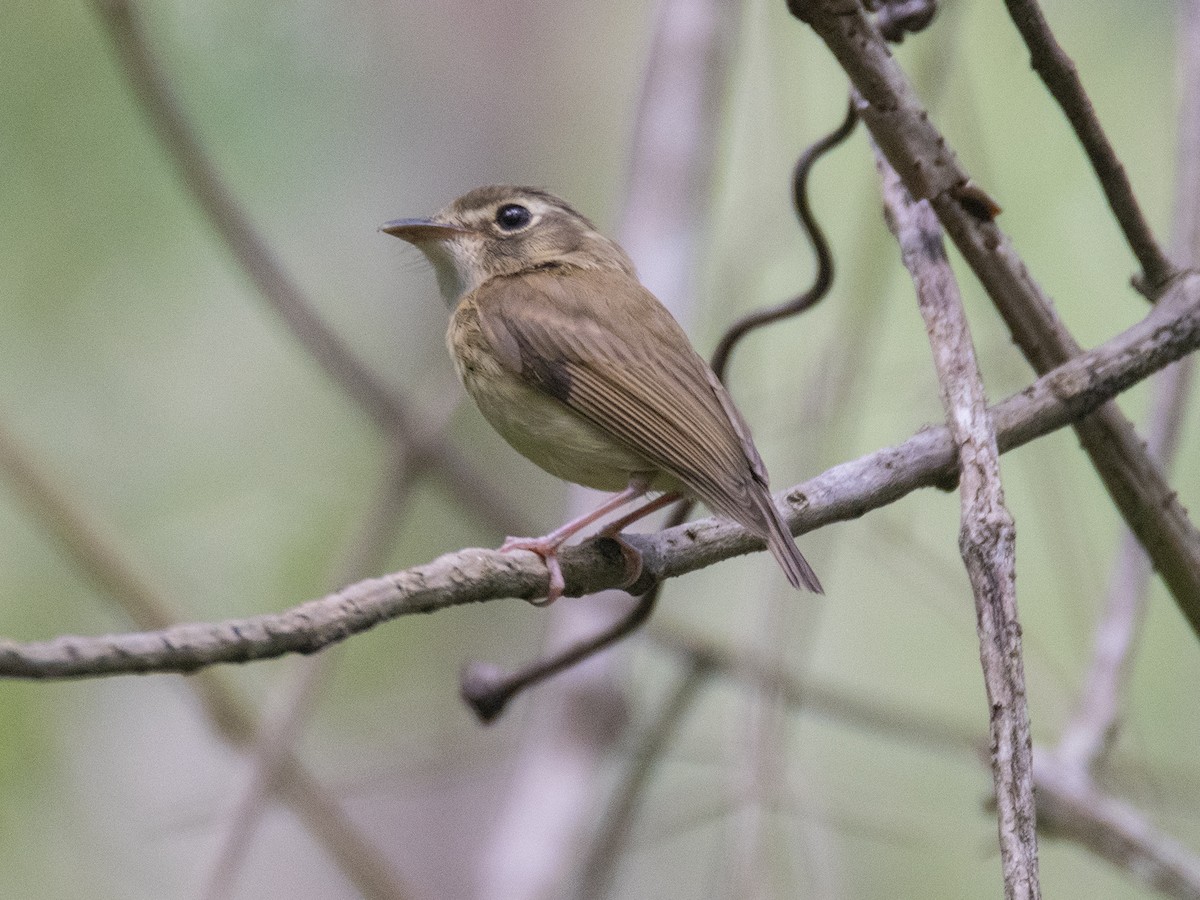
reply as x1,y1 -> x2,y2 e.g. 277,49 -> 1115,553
0,0 -> 1196,898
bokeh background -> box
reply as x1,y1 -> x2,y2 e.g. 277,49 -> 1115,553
1,0 -> 1197,898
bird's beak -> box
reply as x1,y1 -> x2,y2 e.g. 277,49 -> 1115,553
380,218 -> 470,244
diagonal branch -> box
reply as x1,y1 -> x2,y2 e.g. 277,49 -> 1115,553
1035,752 -> 1200,900
3,269 -> 1199,680
88,0 -> 527,536
0,423 -> 413,899
649,626 -> 978,751
788,0 -> 1200,641
1001,0 -> 1178,293
201,446 -> 418,900
878,148 -> 1039,899
1057,0 -> 1200,777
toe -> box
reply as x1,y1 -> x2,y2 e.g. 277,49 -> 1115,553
528,555 -> 565,606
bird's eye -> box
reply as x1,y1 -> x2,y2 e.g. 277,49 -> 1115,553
495,203 -> 532,231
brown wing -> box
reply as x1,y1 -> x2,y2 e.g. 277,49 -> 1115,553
470,269 -> 820,592
473,269 -> 765,520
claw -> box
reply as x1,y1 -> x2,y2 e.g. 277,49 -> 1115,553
494,478 -> 669,607
500,536 -> 567,605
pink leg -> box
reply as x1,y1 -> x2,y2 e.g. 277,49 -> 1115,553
598,491 -> 681,538
501,477 -> 651,605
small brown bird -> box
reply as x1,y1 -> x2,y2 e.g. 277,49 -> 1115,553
383,186 -> 821,603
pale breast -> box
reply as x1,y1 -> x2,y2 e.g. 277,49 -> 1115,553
446,299 -> 672,492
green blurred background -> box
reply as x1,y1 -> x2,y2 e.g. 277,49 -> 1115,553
0,0 -> 1196,897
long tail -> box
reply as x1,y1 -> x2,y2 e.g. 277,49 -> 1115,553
757,491 -> 823,593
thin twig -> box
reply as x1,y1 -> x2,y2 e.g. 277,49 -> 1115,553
1057,0 -> 1200,785
789,0 -> 1200,643
576,660 -> 711,899
88,0 -> 527,536
709,98 -> 858,379
4,270 -> 1200,679
461,526 -> 675,723
877,148 -> 1038,899
0,423 -> 413,899
1001,0 -> 1179,293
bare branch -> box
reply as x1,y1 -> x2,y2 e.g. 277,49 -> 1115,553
1036,754 -> 1200,900
1001,0 -> 1179,293
0,423 -> 413,898
202,447 -> 418,900
87,0 -> 527,536
649,627 -> 977,751
788,0 -> 1200,640
3,270 -> 1199,679
1058,0 -> 1200,787
878,147 -> 1039,899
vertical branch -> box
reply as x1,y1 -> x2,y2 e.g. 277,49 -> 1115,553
789,0 -> 1200,639
876,151 -> 1039,899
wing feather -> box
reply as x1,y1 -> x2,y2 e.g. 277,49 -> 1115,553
477,270 -> 754,515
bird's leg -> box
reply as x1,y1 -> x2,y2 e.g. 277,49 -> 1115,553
594,491 -> 683,590
500,477 -> 651,605
598,491 -> 681,538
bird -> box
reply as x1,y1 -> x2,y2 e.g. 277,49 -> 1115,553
382,186 -> 821,603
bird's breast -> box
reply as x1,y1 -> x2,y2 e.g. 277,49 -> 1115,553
446,299 -> 672,493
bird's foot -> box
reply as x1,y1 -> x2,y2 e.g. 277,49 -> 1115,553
500,536 -> 566,606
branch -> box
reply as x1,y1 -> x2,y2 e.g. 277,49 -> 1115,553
201,447 -> 418,900
1036,753 -> 1200,900
0,423 -> 413,898
88,0 -> 527,536
788,0 -> 1200,641
878,148 -> 1039,898
649,627 -> 977,751
3,270 -> 1199,679
1057,0 -> 1200,775
648,627 -> 1200,900
1001,0 -> 1178,293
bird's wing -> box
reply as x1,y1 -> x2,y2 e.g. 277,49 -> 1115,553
471,268 -> 768,524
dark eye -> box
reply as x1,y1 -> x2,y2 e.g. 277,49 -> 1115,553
495,203 -> 532,231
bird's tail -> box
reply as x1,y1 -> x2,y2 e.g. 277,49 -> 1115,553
758,492 -> 823,593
